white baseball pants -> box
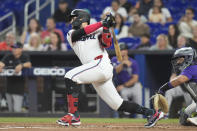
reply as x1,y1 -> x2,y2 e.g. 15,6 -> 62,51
184,100 -> 197,116
65,55 -> 123,110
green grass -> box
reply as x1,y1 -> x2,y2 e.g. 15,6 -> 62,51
0,117 -> 179,124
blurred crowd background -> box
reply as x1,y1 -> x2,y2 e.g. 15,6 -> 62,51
1,0 -> 197,51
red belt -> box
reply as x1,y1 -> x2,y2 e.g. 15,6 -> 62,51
94,55 -> 103,60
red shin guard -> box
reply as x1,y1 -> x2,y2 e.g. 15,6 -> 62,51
67,94 -> 78,114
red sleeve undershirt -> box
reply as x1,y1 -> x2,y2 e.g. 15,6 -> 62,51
84,22 -> 102,34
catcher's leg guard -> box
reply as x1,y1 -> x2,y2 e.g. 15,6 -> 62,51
65,78 -> 80,116
118,101 -> 155,116
179,108 -> 192,126
185,101 -> 197,117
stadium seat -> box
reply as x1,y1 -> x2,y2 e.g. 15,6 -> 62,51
55,22 -> 72,49
1,0 -> 196,48
124,22 -> 131,27
150,37 -> 156,45
127,0 -> 137,5
118,37 -> 140,49
56,22 -> 65,29
146,22 -> 161,29
55,22 -> 71,49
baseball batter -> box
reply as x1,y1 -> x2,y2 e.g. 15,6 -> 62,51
157,47 -> 197,126
56,9 -> 163,128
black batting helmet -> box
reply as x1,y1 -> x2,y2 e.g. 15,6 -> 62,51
70,9 -> 90,30
171,47 -> 197,73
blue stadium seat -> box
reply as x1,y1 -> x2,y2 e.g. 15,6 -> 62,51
0,9 -> 6,16
76,0 -> 111,20
127,0 -> 137,5
1,0 -> 26,27
124,22 -> 131,27
1,0 -> 196,48
162,22 -> 177,32
118,37 -> 140,49
76,2 -> 89,9
55,22 -> 72,49
150,37 -> 156,45
81,0 -> 88,2
0,8 -> 12,30
56,22 -> 65,29
146,22 -> 161,28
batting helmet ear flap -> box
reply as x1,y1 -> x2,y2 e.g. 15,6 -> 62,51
72,17 -> 83,30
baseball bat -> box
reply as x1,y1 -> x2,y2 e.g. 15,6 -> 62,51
111,28 -> 122,62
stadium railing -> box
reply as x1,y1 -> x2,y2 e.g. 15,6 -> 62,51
0,12 -> 16,38
24,0 -> 55,30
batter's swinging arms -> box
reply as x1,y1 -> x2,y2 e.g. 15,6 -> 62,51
56,9 -> 164,128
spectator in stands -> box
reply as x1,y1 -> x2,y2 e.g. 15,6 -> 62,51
187,26 -> 197,50
148,0 -> 173,22
168,24 -> 180,48
102,0 -> 128,22
177,35 -> 187,49
178,15 -> 187,25
148,6 -> 165,24
0,32 -> 15,51
111,43 -> 142,118
136,34 -> 152,49
128,12 -> 150,37
135,0 -> 153,17
148,0 -> 172,23
0,42 -> 32,112
21,18 -> 42,45
42,32 -> 67,51
23,33 -> 43,51
179,8 -> 197,38
41,17 -> 64,43
150,34 -> 172,50
127,7 -> 147,24
53,0 -> 71,23
119,0 -> 133,13
114,13 -> 128,40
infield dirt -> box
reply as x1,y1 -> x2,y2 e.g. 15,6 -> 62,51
0,122 -> 196,131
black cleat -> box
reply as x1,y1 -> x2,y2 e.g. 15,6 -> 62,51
144,110 -> 164,128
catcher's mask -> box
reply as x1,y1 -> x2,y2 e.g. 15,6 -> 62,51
171,47 -> 197,73
70,9 -> 90,30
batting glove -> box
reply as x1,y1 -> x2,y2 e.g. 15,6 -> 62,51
102,13 -> 115,28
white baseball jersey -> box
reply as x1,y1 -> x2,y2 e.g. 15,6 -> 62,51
65,27 -> 123,110
67,28 -> 109,64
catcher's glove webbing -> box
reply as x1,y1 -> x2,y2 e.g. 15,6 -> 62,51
153,93 -> 169,113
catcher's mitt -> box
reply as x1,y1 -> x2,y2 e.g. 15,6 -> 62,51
153,93 -> 169,113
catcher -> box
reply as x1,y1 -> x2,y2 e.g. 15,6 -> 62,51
156,47 -> 197,126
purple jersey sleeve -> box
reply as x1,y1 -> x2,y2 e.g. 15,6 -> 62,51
131,59 -> 139,75
180,66 -> 194,80
111,56 -> 119,67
